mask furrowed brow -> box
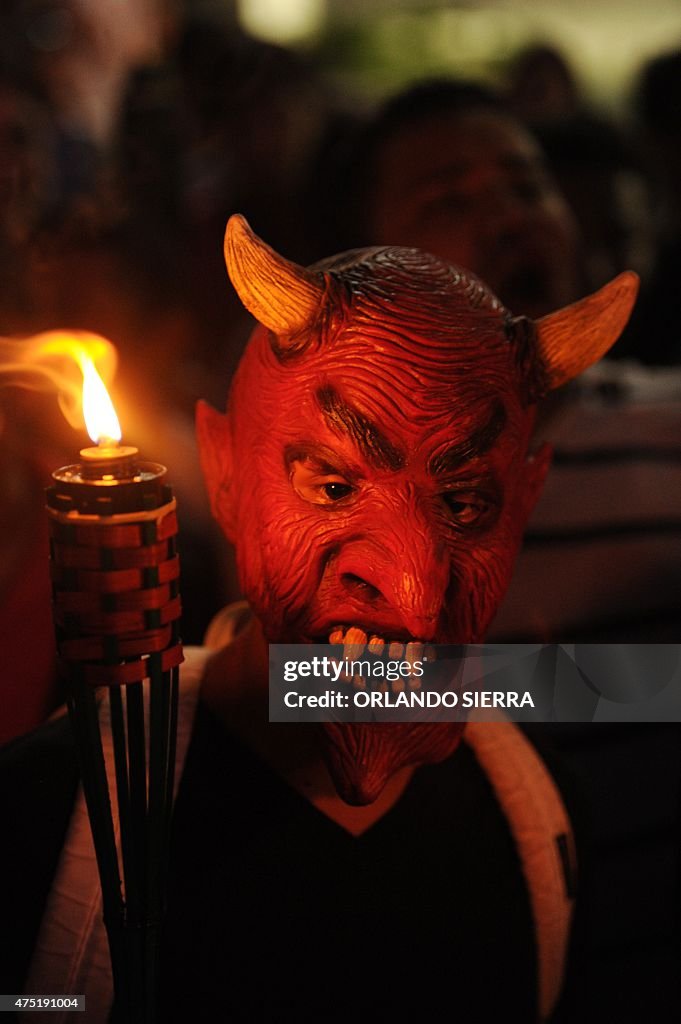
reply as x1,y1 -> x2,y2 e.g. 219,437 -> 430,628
428,401 -> 507,475
316,385 -> 406,471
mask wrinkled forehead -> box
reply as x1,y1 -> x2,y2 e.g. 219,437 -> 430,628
313,245 -> 509,352
326,247 -> 518,400
230,246 -> 525,433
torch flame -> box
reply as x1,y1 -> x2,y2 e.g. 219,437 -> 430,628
0,329 -> 120,440
80,355 -> 122,445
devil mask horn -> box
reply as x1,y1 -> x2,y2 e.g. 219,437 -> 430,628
534,271 -> 639,391
224,214 -> 325,351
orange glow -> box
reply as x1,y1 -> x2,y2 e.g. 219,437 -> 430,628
0,330 -> 119,439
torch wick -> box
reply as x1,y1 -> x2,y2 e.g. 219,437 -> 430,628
98,436 -> 119,449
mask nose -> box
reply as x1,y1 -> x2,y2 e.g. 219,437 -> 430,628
335,495 -> 450,640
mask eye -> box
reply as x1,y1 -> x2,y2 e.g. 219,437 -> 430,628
322,482 -> 353,501
290,459 -> 355,506
442,492 -> 490,527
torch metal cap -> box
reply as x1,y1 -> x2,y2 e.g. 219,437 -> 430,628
47,455 -> 171,515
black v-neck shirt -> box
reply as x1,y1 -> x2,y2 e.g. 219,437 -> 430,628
159,704 -> 537,1022
0,704 -> 538,1022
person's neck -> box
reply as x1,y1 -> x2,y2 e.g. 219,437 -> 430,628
199,615 -> 414,836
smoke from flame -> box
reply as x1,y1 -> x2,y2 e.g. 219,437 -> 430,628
0,330 -> 118,437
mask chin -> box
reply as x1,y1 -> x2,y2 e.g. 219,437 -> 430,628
319,721 -> 466,806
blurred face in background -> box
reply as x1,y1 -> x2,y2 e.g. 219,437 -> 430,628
22,0 -> 172,141
366,108 -> 581,319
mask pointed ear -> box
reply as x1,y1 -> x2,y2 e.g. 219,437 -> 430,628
196,399 -> 235,541
534,271 -> 639,392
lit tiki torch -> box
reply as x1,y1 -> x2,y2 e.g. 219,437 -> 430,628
42,337 -> 183,1023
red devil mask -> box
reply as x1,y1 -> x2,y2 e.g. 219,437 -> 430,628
197,215 -> 637,804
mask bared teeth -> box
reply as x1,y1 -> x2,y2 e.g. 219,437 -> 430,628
328,628 -> 436,674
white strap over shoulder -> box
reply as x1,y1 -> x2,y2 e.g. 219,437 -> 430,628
464,722 -> 577,1023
